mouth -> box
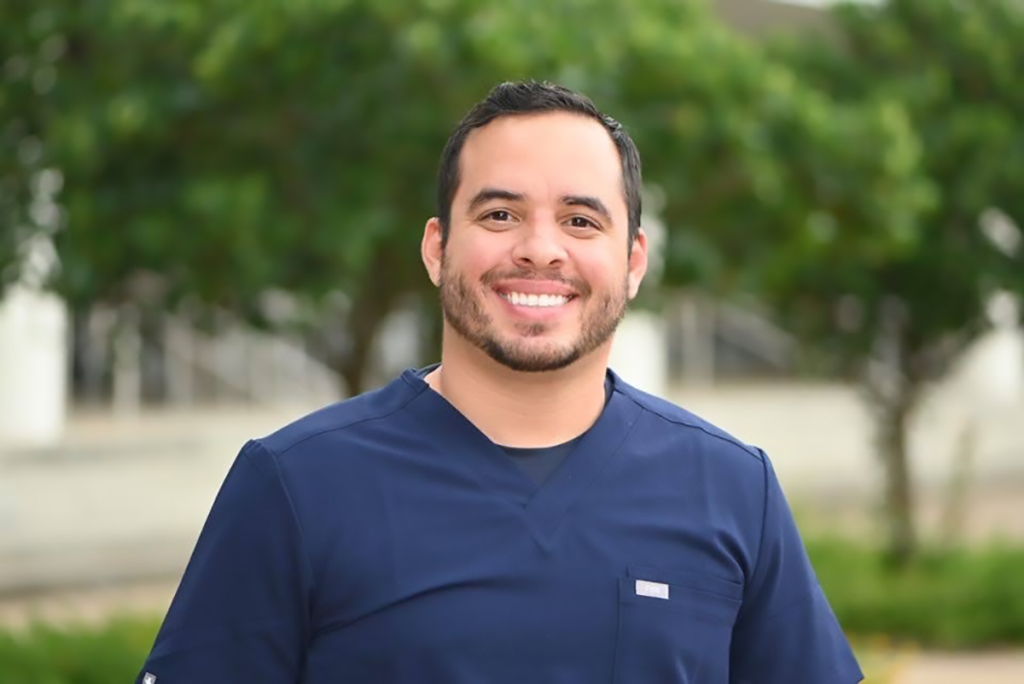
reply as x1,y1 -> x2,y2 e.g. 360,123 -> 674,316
497,291 -> 577,308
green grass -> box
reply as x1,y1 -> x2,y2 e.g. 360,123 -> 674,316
0,616 -> 904,684
0,617 -> 159,684
810,538 -> 1024,648
0,539 -> 1022,682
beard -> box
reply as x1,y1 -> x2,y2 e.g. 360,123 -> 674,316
438,258 -> 628,373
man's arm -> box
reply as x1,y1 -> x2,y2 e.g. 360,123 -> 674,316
136,440 -> 312,683
729,453 -> 863,684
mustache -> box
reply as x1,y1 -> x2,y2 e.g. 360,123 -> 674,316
480,269 -> 590,296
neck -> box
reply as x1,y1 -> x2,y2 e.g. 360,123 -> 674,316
425,329 -> 611,448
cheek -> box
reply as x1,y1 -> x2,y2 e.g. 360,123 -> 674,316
574,249 -> 629,291
447,235 -> 510,279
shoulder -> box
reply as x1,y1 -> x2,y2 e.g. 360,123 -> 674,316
611,372 -> 765,470
256,371 -> 425,459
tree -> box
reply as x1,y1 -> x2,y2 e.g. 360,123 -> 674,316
763,0 -> 1024,564
5,0 -> 679,393
0,1 -> 746,390
8,0 -> 505,393
6,0 -> 932,409
0,0 -> 51,291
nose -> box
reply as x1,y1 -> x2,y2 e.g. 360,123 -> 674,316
511,219 -> 567,270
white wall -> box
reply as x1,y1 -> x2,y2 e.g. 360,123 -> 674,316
0,286 -> 68,451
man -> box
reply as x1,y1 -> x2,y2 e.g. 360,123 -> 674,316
137,81 -> 863,683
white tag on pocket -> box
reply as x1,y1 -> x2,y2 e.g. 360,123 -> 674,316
635,579 -> 670,600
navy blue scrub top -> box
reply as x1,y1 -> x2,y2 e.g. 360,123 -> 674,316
138,368 -> 863,684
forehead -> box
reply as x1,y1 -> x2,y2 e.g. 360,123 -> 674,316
455,112 -> 626,216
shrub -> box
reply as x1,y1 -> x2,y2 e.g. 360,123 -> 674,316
0,617 -> 158,684
2,538 -> 1023,683
809,538 -> 1024,648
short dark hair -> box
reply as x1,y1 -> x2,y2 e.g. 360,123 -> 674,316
436,80 -> 642,248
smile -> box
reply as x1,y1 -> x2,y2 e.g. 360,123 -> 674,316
499,292 -> 574,308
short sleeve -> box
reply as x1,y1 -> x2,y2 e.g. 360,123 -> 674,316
136,439 -> 312,683
729,453 -> 863,684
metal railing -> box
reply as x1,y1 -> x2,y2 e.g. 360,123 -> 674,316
79,306 -> 340,413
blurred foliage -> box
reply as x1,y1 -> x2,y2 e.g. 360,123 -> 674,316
0,0 -> 930,392
0,0 -> 43,289
810,537 -> 1024,649
0,616 -> 159,683
768,0 -> 1024,565
769,0 -> 1024,374
619,24 -> 932,297
2,537 -> 1024,683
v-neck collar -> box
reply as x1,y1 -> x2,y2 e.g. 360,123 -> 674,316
400,366 -> 643,548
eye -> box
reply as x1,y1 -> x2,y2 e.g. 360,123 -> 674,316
568,215 -> 600,230
483,210 -> 513,222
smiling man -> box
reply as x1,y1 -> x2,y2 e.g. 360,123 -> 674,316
137,81 -> 863,684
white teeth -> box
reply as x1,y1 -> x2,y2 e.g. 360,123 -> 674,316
502,292 -> 569,307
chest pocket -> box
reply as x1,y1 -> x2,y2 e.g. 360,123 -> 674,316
612,566 -> 742,684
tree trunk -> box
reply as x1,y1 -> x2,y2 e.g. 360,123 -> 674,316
875,395 -> 917,567
329,253 -> 415,396
316,246 -> 424,397
419,291 -> 443,366
332,290 -> 390,397
939,417 -> 977,546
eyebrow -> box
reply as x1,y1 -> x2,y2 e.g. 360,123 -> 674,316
467,188 -> 526,212
561,194 -> 613,224
468,188 -> 614,225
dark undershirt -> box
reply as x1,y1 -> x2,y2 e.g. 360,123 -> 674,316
499,377 -> 613,485
416,366 -> 612,486
501,435 -> 585,485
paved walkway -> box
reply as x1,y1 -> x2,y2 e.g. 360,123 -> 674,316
893,652 -> 1024,684
0,404 -> 314,592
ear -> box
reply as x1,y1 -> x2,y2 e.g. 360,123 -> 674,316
627,228 -> 648,300
421,217 -> 444,287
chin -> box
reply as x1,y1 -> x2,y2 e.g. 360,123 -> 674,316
485,340 -> 582,373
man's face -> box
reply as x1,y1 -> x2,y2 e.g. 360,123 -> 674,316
424,111 -> 647,373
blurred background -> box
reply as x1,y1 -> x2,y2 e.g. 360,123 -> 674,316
1,0 -> 1023,681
